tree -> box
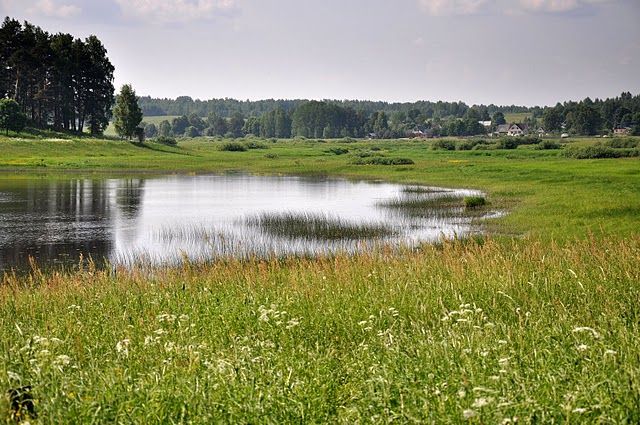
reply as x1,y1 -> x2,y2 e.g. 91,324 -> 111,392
229,112 -> 245,138
158,120 -> 172,137
144,122 -> 158,138
113,84 -> 143,140
184,126 -> 200,138
171,115 -> 189,136
542,106 -> 563,132
0,98 -> 27,134
491,112 -> 506,126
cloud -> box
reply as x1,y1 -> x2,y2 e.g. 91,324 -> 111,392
417,0 -> 615,16
418,0 -> 488,16
27,0 -> 81,18
115,0 -> 238,24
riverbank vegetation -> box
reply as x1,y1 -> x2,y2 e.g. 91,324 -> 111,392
0,134 -> 639,422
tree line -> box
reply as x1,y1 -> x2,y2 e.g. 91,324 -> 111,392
138,96 -> 538,122
542,93 -> 640,136
0,17 -> 114,134
142,92 -> 640,140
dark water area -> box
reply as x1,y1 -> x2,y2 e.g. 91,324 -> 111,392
0,174 -> 499,273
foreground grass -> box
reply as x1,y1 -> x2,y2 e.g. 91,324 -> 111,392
1,237 -> 639,423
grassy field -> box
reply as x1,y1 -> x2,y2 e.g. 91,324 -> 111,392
504,112 -> 532,123
103,115 -> 181,137
1,134 -> 639,422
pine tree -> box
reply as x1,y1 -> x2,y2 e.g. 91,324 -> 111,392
113,84 -> 143,140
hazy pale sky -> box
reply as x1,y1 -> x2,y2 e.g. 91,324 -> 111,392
2,0 -> 639,105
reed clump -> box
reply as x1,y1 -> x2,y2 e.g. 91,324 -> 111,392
247,212 -> 396,240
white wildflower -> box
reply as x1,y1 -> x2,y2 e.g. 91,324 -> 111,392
7,371 -> 21,381
498,357 -> 509,366
54,355 -> 72,366
286,318 -> 300,329
154,329 -> 166,335
388,307 -> 399,317
572,407 -> 587,414
32,335 -> 48,346
577,344 -> 588,352
358,320 -> 368,326
472,397 -> 493,408
572,327 -> 600,339
116,339 -> 130,357
463,409 -> 477,419
604,349 -> 617,356
458,389 -> 466,398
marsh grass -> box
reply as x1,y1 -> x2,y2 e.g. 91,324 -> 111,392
1,236 -> 639,423
379,194 -> 467,218
247,212 -> 396,240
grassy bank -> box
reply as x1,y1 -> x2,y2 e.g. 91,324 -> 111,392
1,135 -> 639,240
1,134 -> 639,422
1,238 -> 639,422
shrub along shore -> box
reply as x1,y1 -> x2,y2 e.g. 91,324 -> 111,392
1,134 -> 639,422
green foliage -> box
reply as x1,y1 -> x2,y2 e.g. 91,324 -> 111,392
0,18 -> 114,134
351,157 -> 414,165
535,140 -> 561,150
247,212 -> 395,240
158,120 -> 172,137
113,85 -> 143,139
464,196 -> 487,208
220,141 -> 247,152
602,138 -> 639,149
183,126 -> 200,138
563,144 -> 640,159
0,98 -> 27,134
432,140 -> 456,150
154,136 -> 177,146
325,147 -> 349,155
171,115 -> 190,136
244,140 -> 268,150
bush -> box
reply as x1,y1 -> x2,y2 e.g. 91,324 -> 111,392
326,147 -> 349,155
464,196 -> 486,208
351,157 -> 414,165
264,153 -> 278,159
562,145 -> 640,159
495,138 -> 519,149
244,141 -> 268,149
184,126 -> 200,138
432,140 -> 456,150
603,138 -> 639,149
535,140 -> 561,150
154,136 -> 177,146
220,142 -> 247,152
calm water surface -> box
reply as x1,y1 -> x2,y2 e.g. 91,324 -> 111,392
0,174 -> 496,271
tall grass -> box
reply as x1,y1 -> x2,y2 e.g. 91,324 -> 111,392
1,236 -> 639,422
247,212 -> 396,240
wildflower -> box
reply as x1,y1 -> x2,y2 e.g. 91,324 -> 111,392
572,407 -> 587,414
32,336 -> 48,346
604,349 -> 617,356
572,326 -> 600,339
463,409 -> 477,419
498,357 -> 509,366
116,339 -> 130,357
358,320 -> 368,326
286,318 -> 300,329
388,307 -> 399,317
7,371 -> 21,381
458,389 -> 466,398
472,397 -> 493,408
577,344 -> 588,352
54,355 -> 71,366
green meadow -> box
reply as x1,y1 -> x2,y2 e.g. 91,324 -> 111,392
1,134 -> 639,423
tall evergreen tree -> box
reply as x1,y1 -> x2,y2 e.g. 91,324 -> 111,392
113,84 -> 143,140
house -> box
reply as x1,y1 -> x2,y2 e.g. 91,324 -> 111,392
507,123 -> 528,136
536,127 -> 546,136
613,127 -> 631,136
408,129 -> 427,138
495,124 -> 510,136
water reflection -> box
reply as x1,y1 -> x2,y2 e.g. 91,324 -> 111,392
0,174 -> 499,272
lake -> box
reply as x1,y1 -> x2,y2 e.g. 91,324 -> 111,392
0,174 -> 498,272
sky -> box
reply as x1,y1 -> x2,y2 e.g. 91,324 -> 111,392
1,0 -> 639,106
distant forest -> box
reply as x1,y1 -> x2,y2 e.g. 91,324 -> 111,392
141,93 -> 640,139
1,16 -> 639,139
